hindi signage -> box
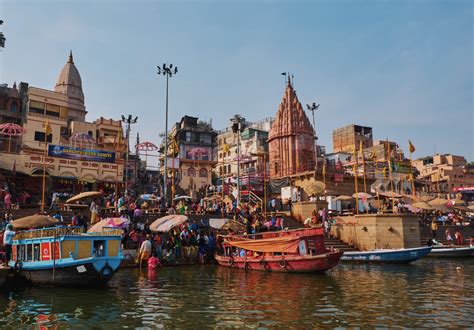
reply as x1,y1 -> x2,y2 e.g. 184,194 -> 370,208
48,145 -> 116,163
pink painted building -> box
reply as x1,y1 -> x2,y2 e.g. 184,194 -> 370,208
268,79 -> 315,178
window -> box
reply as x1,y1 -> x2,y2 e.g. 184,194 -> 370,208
34,131 -> 52,143
187,167 -> 196,177
274,162 -> 279,174
199,168 -> 208,178
10,103 -> 18,112
200,134 -> 211,144
227,165 -> 231,173
186,132 -> 192,142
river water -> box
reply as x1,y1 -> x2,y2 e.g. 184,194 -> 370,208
1,259 -> 472,328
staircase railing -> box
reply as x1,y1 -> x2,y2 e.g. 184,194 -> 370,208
248,191 -> 262,207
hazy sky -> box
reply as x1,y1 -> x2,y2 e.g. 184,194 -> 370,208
1,0 -> 472,160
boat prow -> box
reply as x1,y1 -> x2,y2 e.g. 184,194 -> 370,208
340,246 -> 432,263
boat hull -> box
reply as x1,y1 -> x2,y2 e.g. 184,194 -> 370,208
215,251 -> 343,273
427,246 -> 473,258
340,246 -> 432,264
16,261 -> 118,287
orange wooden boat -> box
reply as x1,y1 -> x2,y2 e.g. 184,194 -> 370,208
215,228 -> 342,273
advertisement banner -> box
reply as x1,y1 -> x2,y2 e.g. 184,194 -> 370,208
48,145 -> 115,163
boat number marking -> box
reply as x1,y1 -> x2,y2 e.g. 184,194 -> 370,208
76,265 -> 87,273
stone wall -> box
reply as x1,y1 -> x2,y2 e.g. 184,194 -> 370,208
330,214 -> 421,251
291,201 -> 328,222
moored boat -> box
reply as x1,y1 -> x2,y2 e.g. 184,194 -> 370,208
9,226 -> 122,287
427,245 -> 473,257
215,228 -> 343,273
340,246 -> 432,263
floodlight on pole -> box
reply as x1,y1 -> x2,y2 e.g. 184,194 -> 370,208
122,114 -> 138,195
157,62 -> 178,206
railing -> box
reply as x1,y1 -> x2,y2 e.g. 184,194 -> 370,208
14,226 -> 84,240
248,191 -> 262,207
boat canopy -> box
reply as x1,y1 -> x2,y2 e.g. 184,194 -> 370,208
224,236 -> 302,254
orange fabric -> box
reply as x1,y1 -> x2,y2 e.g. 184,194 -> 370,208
225,236 -> 301,253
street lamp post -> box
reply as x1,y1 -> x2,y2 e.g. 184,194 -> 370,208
121,115 -> 138,196
231,115 -> 246,206
157,63 -> 178,206
306,102 -> 320,173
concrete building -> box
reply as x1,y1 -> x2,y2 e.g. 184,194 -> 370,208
161,116 -> 217,197
268,78 -> 315,178
413,154 -> 474,193
216,117 -> 273,197
332,124 -> 373,153
0,52 -> 126,199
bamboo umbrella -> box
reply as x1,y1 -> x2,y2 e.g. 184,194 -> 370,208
352,192 -> 372,199
66,191 -> 103,203
12,215 -> 60,230
334,195 -> 353,201
429,197 -> 449,206
412,201 -> 434,210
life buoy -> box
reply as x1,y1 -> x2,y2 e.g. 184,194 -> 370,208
279,259 -> 286,269
14,260 -> 23,272
100,264 -> 114,279
227,258 -> 234,267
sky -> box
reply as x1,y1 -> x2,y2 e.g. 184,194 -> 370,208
1,0 -> 473,160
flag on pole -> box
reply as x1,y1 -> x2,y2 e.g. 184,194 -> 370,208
223,143 -> 230,153
43,119 -> 52,135
408,140 -> 416,153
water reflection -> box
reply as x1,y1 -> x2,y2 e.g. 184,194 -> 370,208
0,259 -> 472,328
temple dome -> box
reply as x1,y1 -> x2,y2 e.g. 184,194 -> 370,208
54,51 -> 85,104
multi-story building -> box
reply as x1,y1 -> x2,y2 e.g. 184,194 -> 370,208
161,116 -> 217,196
216,117 -> 273,197
332,124 -> 373,153
413,154 -> 474,194
0,52 -> 126,199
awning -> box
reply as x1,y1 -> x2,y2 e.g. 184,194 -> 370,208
224,235 -> 300,253
149,215 -> 188,233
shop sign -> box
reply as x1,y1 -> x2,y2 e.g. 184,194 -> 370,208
48,145 -> 115,163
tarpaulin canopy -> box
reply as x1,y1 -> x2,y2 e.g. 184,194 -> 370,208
429,198 -> 449,206
412,201 -> 434,210
224,235 -> 301,253
209,218 -> 229,230
66,191 -> 103,203
149,215 -> 188,233
12,215 -> 60,230
87,217 -> 129,233
377,191 -> 403,198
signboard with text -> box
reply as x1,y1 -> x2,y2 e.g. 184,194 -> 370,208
48,145 -> 115,163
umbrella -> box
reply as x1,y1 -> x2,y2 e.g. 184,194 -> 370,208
429,198 -> 448,206
447,198 -> 464,206
377,191 -> 403,198
174,195 -> 193,201
453,205 -> 474,213
334,195 -> 353,201
412,201 -> 434,210
352,192 -> 372,199
11,215 -> 60,230
209,218 -> 229,230
66,191 -> 103,203
149,215 -> 188,233
135,142 -> 158,152
417,195 -> 435,202
221,220 -> 245,233
87,217 -> 128,233
0,123 -> 24,153
297,179 -> 325,196
432,204 -> 451,213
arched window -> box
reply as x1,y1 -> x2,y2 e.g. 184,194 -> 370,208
199,168 -> 208,178
227,164 -> 231,173
187,167 -> 196,177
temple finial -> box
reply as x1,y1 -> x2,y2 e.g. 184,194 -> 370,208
68,50 -> 74,64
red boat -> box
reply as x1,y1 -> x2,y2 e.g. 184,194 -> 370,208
215,228 -> 343,273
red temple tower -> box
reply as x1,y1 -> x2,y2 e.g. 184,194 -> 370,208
268,78 -> 316,178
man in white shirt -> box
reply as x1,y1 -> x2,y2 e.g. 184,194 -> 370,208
139,234 -> 152,270
3,224 -> 15,266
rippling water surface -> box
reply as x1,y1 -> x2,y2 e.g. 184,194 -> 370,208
1,259 -> 472,328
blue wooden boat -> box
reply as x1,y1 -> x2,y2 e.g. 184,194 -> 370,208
8,226 -> 122,287
427,245 -> 473,258
340,246 -> 432,263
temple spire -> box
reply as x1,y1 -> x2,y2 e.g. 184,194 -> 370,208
68,50 -> 74,64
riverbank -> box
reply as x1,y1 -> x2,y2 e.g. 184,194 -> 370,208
1,259 -> 472,328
